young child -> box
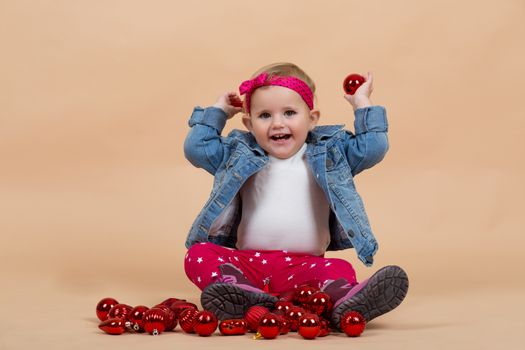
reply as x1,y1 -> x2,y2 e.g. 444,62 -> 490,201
183,62 -> 409,330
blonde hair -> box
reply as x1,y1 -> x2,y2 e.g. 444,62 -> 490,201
247,63 -> 318,110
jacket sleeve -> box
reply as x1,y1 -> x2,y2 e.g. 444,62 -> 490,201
343,105 -> 389,177
183,106 -> 228,176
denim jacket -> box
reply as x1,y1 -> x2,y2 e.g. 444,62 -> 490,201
183,105 -> 389,266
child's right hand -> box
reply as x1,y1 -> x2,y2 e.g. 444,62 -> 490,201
212,92 -> 244,119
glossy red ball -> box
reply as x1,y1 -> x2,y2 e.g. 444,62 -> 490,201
96,297 -> 119,321
143,308 -> 168,335
244,305 -> 270,332
152,305 -> 177,331
341,310 -> 366,337
219,319 -> 248,336
179,307 -> 199,333
318,318 -> 331,337
193,310 -> 218,336
298,313 -> 321,339
98,317 -> 126,335
274,301 -> 294,314
158,297 -> 185,308
294,285 -> 319,306
307,291 -> 333,317
128,305 -> 149,332
273,311 -> 290,335
107,303 -> 132,321
343,74 -> 365,95
169,301 -> 198,319
258,313 -> 281,339
285,306 -> 306,332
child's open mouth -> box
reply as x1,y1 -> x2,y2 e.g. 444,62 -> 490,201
270,134 -> 291,143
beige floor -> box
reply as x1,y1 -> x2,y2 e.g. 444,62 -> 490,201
1,271 -> 522,350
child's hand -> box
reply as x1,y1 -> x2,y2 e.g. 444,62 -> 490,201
344,71 -> 374,110
212,92 -> 244,119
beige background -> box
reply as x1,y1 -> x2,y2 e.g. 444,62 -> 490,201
1,0 -> 524,349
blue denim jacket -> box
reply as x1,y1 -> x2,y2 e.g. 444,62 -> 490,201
183,105 -> 389,266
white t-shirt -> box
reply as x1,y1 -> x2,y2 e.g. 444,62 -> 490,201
235,143 -> 331,255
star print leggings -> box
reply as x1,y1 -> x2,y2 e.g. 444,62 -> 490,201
184,242 -> 357,295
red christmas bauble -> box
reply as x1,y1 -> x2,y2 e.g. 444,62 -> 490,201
99,317 -> 126,335
258,313 -> 281,339
152,305 -> 177,331
285,306 -> 306,332
341,310 -> 366,337
128,305 -> 149,332
298,313 -> 321,339
158,297 -> 185,308
244,305 -> 270,332
96,297 -> 119,321
107,303 -> 132,321
318,318 -> 331,337
273,311 -> 290,335
219,319 -> 248,336
179,307 -> 199,333
169,301 -> 198,319
307,291 -> 333,317
294,285 -> 319,306
343,74 -> 365,95
193,310 -> 218,336
143,308 -> 168,335
274,301 -> 294,314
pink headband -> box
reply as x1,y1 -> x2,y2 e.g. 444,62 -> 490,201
239,72 -> 314,114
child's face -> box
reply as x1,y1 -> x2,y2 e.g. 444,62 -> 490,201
242,86 -> 320,159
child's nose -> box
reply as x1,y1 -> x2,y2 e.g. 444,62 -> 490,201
270,115 -> 285,127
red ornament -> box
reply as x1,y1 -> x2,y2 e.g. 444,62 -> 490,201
169,301 -> 198,319
152,305 -> 177,331
273,311 -> 290,335
107,303 -> 132,321
285,306 -> 306,332
244,305 -> 270,332
158,297 -> 185,308
99,317 -> 126,335
343,74 -> 365,95
274,301 -> 294,314
257,313 -> 281,339
294,285 -> 319,306
298,313 -> 321,339
143,308 -> 168,335
219,319 -> 248,336
307,291 -> 333,317
96,297 -> 119,321
341,310 -> 366,337
228,94 -> 243,108
193,310 -> 218,336
179,307 -> 199,333
318,318 -> 331,337
128,305 -> 149,332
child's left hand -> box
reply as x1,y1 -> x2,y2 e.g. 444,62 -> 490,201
344,71 -> 374,110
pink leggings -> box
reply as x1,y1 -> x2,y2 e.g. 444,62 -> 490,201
184,242 -> 357,295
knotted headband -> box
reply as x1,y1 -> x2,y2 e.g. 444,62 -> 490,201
239,72 -> 314,114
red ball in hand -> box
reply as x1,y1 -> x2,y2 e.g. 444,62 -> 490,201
298,313 -> 321,339
193,310 -> 218,336
99,317 -> 126,335
258,313 -> 281,339
343,74 -> 365,95
341,310 -> 366,337
96,297 -> 119,321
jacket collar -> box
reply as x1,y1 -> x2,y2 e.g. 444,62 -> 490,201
229,124 -> 345,156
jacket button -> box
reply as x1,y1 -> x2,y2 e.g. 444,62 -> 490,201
348,230 -> 355,238
326,159 -> 333,168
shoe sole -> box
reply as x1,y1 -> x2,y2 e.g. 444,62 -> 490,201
331,265 -> 409,329
200,283 -> 278,320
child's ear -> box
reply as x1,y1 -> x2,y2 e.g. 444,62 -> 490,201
242,114 -> 254,133
309,109 -> 321,130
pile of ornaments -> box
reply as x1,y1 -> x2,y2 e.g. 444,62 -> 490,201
96,284 -> 366,339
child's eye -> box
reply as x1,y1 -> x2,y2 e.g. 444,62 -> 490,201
284,110 -> 296,117
258,112 -> 271,119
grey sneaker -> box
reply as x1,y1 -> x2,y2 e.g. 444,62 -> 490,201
330,265 -> 409,329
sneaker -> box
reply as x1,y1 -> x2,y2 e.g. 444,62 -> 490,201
200,263 -> 278,320
330,265 -> 409,329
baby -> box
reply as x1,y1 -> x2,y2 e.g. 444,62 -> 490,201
183,62 -> 408,330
